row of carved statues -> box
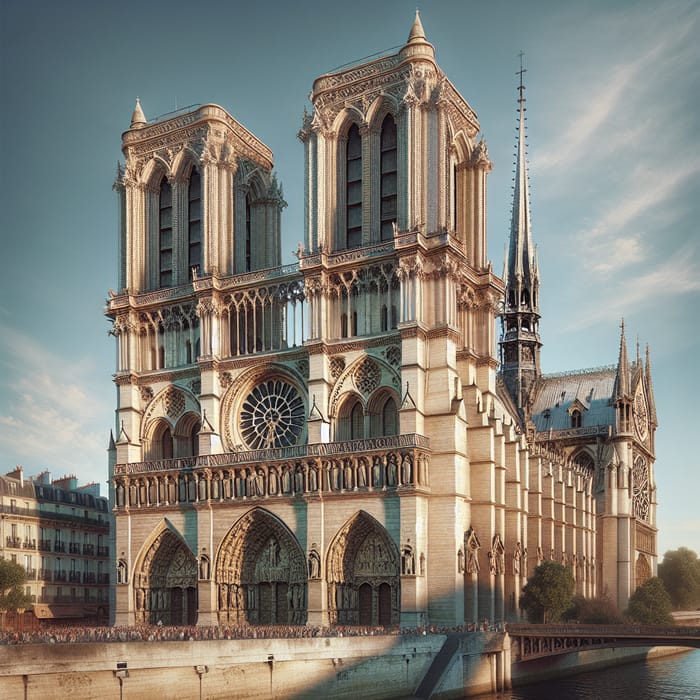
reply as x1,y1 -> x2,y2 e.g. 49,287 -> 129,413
114,450 -> 430,507
458,528 -> 596,580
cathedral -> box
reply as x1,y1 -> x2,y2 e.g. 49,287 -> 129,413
106,13 -> 657,628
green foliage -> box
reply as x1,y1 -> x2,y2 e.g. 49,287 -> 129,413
520,561 -> 575,623
625,577 -> 673,625
0,559 -> 32,612
563,594 -> 623,624
658,547 -> 700,610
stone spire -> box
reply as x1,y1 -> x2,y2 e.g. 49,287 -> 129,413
407,9 -> 426,43
645,343 -> 658,427
499,54 -> 541,414
614,319 -> 630,401
130,97 -> 147,129
401,9 -> 434,60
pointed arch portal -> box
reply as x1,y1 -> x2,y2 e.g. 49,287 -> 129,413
327,511 -> 400,626
216,508 -> 307,625
135,525 -> 198,626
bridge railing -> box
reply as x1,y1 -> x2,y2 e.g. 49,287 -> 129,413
507,623 -> 700,638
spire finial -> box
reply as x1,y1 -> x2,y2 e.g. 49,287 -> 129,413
407,8 -> 426,43
517,51 -> 527,97
130,97 -> 147,129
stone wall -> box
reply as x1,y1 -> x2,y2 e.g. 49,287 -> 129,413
0,635 -> 445,700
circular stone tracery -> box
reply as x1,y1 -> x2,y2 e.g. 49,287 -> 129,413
240,379 -> 305,450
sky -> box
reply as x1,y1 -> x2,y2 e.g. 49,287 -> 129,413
1,0 -> 698,558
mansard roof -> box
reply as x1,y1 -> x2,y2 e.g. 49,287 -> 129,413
530,366 -> 620,432
0,474 -> 36,499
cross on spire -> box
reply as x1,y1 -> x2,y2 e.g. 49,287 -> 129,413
517,51 -> 527,105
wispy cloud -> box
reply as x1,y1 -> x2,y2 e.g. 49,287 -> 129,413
535,3 -> 699,176
558,244 -> 700,331
0,323 -> 111,482
571,155 -> 700,275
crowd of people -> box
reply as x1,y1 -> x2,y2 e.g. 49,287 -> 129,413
0,621 -> 500,645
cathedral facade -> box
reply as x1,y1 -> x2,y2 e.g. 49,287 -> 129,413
107,14 -> 657,628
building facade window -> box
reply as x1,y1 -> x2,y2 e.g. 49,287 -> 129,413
346,124 -> 362,249
188,170 -> 202,278
159,177 -> 173,287
380,115 -> 397,241
571,409 -> 582,429
245,195 -> 252,271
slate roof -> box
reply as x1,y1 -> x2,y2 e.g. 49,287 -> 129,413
530,365 -> 621,432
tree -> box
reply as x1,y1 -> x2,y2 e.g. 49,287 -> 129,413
658,547 -> 700,610
0,559 -> 32,612
625,577 -> 673,625
520,561 -> 575,623
563,594 -> 623,624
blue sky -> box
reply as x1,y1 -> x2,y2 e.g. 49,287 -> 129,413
1,0 -> 698,557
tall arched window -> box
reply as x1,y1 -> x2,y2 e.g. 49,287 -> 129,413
161,428 -> 173,460
381,396 -> 398,436
159,177 -> 173,288
188,170 -> 201,278
338,396 -> 364,441
350,402 -> 364,440
346,124 -> 362,249
380,115 -> 397,241
245,194 -> 252,271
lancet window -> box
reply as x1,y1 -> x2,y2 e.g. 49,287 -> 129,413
380,115 -> 397,241
346,124 -> 363,249
158,177 -> 173,288
245,195 -> 252,272
187,170 -> 201,278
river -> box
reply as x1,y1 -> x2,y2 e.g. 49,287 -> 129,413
501,649 -> 700,699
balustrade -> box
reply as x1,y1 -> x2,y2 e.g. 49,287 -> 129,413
114,435 -> 430,509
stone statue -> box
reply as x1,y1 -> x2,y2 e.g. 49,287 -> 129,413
465,527 -> 481,574
387,454 -> 398,486
117,559 -> 127,584
513,542 -> 522,575
308,548 -> 321,579
357,458 -> 368,487
401,455 -> 412,485
402,546 -> 415,575
372,456 -> 383,487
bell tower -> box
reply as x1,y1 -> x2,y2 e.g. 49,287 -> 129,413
500,56 -> 542,414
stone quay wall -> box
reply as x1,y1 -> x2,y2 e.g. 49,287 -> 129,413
0,633 -> 506,700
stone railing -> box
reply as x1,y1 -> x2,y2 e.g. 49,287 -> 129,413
114,434 -> 431,509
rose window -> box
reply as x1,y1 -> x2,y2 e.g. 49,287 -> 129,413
632,455 -> 650,522
240,379 -> 305,450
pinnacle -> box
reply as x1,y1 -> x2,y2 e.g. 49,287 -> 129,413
407,9 -> 426,43
130,97 -> 147,129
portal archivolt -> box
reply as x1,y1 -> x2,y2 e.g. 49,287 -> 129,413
216,507 -> 307,625
134,524 -> 198,626
327,510 -> 400,626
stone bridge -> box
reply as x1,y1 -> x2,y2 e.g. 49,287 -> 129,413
507,624 -> 700,662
